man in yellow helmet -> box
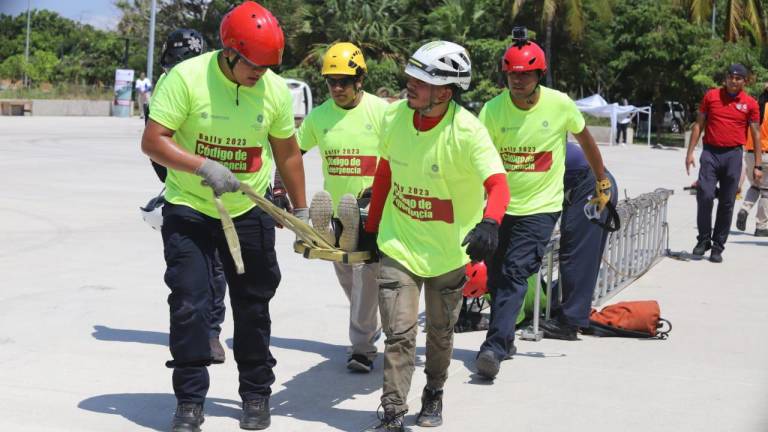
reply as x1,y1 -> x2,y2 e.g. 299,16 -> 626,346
297,42 -> 390,372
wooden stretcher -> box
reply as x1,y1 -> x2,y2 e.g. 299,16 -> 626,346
213,184 -> 371,274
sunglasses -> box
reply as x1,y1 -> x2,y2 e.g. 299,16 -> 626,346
325,76 -> 357,88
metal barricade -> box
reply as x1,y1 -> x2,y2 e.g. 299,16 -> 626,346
520,188 -> 673,341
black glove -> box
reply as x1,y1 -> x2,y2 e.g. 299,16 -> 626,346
358,230 -> 379,264
271,187 -> 292,212
461,218 -> 499,262
357,186 -> 373,209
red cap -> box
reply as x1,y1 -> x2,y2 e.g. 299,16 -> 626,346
463,262 -> 488,298
220,1 -> 284,66
502,41 -> 547,73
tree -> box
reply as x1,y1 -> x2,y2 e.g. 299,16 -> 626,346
674,0 -> 765,44
510,0 -> 614,87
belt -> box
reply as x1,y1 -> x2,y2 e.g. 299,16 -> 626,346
703,144 -> 743,152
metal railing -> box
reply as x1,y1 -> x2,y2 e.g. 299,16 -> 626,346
520,188 -> 674,341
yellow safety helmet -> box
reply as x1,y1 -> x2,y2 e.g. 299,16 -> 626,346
321,42 -> 367,76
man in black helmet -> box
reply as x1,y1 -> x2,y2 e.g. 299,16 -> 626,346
139,29 -> 228,365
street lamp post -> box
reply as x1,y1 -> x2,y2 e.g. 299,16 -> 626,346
23,0 -> 31,87
147,0 -> 157,81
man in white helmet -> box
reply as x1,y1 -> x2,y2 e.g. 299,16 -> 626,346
361,41 -> 509,431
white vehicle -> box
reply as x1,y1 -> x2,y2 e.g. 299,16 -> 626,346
285,78 -> 313,119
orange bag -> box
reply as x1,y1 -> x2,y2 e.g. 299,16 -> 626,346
587,300 -> 671,339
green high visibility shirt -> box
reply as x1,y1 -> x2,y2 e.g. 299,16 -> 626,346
298,92 -> 389,212
378,100 -> 505,277
480,86 -> 586,215
149,51 -> 295,218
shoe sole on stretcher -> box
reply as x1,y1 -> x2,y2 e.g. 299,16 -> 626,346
337,194 -> 360,252
310,191 -> 335,246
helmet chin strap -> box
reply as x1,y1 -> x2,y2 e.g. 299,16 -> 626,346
224,49 -> 241,74
418,86 -> 437,115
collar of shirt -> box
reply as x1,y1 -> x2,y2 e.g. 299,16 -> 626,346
720,87 -> 744,102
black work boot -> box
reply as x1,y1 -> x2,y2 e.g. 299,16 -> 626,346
692,239 -> 711,256
475,349 -> 500,380
171,403 -> 204,432
347,353 -> 373,373
736,209 -> 748,231
372,405 -> 405,432
709,246 -> 723,263
505,344 -> 517,360
210,338 -> 225,364
416,387 -> 443,427
240,396 -> 270,430
755,228 -> 768,237
540,318 -> 578,341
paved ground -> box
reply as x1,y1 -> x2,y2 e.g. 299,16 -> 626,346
0,116 -> 766,432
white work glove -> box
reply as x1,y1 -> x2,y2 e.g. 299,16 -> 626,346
196,159 -> 240,196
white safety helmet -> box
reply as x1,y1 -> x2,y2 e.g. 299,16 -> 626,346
405,41 -> 472,90
140,191 -> 165,231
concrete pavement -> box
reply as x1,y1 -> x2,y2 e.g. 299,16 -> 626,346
0,116 -> 766,432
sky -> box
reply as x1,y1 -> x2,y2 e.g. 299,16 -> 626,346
0,0 -> 122,30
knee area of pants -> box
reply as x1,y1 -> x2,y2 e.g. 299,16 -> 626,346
382,324 -> 417,341
170,300 -> 208,324
500,266 -> 532,286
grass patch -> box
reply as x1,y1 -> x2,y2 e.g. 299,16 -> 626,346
0,84 -> 113,100
634,132 -> 685,148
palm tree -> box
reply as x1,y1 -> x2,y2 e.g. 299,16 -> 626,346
674,0 -> 765,43
301,0 -> 420,64
511,0 -> 608,86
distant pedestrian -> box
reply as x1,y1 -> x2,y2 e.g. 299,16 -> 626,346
685,63 -> 763,262
616,98 -> 631,145
135,72 -> 153,119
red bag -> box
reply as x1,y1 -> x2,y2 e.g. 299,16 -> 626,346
587,300 -> 671,339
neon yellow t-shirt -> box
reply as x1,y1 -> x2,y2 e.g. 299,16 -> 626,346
149,51 -> 295,218
150,72 -> 167,105
479,86 -> 585,215
298,92 -> 389,212
378,100 -> 505,277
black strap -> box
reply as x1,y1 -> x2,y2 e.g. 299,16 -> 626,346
590,200 -> 621,232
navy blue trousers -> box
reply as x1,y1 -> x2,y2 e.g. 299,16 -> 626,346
552,170 -> 618,327
208,252 -> 226,338
697,145 -> 743,249
481,212 -> 560,360
162,202 -> 280,404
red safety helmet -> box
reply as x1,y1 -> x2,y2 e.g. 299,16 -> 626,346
463,262 -> 488,298
220,1 -> 284,66
502,40 -> 547,73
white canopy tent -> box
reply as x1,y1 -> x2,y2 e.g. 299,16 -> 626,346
574,94 -> 651,146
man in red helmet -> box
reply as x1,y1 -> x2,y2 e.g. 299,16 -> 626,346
474,28 -> 609,380
141,2 -> 307,431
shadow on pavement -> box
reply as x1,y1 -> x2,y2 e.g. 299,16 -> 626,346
91,325 -> 168,346
730,240 -> 768,246
77,393 -> 240,432
235,336 -> 383,431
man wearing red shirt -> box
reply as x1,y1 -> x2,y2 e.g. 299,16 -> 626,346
686,63 -> 763,262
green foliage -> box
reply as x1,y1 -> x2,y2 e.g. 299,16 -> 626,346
364,58 -> 403,96
26,50 -> 59,83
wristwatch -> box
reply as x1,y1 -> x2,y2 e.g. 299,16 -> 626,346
755,166 -> 764,171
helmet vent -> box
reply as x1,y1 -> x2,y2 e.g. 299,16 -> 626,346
528,57 -> 536,65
